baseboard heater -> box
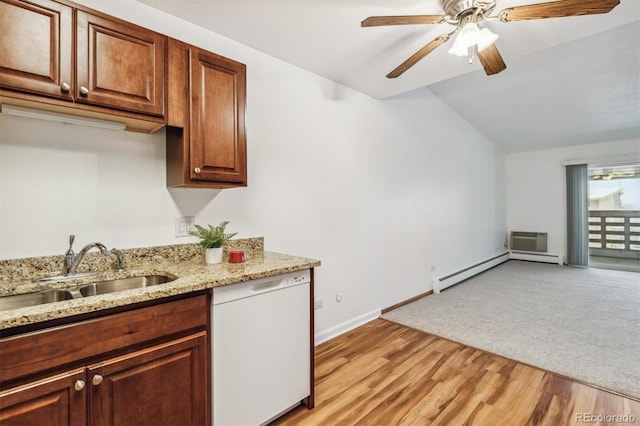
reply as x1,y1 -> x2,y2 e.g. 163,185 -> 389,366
509,251 -> 563,265
432,252 -> 510,294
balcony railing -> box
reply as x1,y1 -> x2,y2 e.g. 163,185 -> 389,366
589,210 -> 640,259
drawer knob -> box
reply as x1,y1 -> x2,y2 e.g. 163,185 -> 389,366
79,86 -> 89,96
61,82 -> 71,92
92,374 -> 103,386
74,380 -> 85,391
194,167 -> 201,174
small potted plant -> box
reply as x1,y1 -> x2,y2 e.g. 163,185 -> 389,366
189,221 -> 238,264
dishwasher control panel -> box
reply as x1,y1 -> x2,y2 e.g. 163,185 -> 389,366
286,273 -> 310,286
213,269 -> 311,305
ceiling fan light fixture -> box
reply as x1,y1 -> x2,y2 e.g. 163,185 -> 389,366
448,22 -> 499,57
447,22 -> 479,56
477,27 -> 499,51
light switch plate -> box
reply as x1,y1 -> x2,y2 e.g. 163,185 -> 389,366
175,216 -> 195,237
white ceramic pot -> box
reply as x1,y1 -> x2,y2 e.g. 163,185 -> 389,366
205,247 -> 223,264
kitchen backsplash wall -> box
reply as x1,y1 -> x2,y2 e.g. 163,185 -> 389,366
0,119 -> 176,258
0,238 -> 264,283
0,0 -> 507,339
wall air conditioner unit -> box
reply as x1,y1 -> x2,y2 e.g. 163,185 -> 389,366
510,231 -> 548,252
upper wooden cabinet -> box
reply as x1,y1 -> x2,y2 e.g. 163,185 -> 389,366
0,0 -> 166,118
1,0 -> 248,187
167,39 -> 247,188
76,11 -> 165,116
0,0 -> 73,100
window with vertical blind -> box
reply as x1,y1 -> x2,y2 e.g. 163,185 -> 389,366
566,164 -> 588,266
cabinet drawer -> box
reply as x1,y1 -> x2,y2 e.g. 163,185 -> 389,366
0,295 -> 208,384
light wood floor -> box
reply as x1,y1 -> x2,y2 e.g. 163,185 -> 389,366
274,319 -> 640,426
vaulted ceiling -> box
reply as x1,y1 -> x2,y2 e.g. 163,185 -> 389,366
137,0 -> 639,152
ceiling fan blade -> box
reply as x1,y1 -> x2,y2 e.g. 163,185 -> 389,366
499,0 -> 620,22
477,44 -> 507,76
362,15 -> 445,27
387,35 -> 450,79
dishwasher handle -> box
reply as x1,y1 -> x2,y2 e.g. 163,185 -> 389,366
251,280 -> 282,293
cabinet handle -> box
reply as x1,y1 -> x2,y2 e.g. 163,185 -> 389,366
92,374 -> 103,386
79,86 -> 89,96
61,82 -> 71,92
74,380 -> 86,391
194,167 -> 201,174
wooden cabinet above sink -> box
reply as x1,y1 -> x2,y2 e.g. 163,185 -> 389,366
1,0 -> 249,187
0,0 -> 73,100
75,10 -> 166,117
0,0 -> 166,131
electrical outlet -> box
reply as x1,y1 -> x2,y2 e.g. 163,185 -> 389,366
185,216 -> 195,233
430,265 -> 436,272
314,298 -> 324,310
175,216 -> 195,237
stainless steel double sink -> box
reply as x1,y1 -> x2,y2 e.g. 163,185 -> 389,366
0,274 -> 177,311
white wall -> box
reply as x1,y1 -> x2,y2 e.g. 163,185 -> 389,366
506,139 -> 640,258
0,0 -> 506,337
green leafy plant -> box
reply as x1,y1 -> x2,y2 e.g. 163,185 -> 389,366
189,221 -> 238,249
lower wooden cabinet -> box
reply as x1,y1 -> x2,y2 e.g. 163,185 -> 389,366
0,294 -> 210,426
0,369 -> 86,426
87,333 -> 207,426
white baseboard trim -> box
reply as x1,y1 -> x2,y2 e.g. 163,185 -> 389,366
510,251 -> 563,265
432,252 -> 510,294
314,308 -> 381,346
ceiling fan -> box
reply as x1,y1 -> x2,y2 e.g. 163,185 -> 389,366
361,0 -> 621,78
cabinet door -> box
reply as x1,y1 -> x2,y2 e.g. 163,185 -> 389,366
0,368 -> 86,426
190,49 -> 247,184
0,0 -> 73,99
87,332 -> 208,426
76,11 -> 165,116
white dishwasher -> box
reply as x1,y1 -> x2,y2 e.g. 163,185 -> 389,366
212,269 -> 311,426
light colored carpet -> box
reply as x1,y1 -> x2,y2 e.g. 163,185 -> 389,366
382,260 -> 640,399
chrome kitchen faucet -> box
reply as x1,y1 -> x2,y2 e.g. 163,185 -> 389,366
110,248 -> 126,272
62,234 -> 108,275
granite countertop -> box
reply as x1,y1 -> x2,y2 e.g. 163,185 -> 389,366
0,240 -> 320,330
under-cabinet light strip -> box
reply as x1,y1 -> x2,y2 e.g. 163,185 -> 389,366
1,104 -> 126,131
